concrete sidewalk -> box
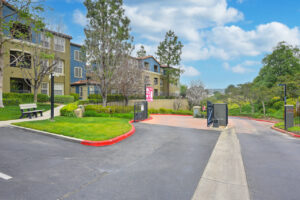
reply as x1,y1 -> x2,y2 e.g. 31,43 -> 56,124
191,128 -> 250,200
0,105 -> 64,127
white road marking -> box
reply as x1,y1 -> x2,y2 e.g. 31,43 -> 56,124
0,172 -> 12,180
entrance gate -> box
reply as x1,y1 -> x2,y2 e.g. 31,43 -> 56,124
207,101 -> 228,127
134,101 -> 148,122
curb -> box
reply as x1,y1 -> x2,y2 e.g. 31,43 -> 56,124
230,116 -> 278,123
9,124 -> 83,143
80,117 -> 153,147
271,125 -> 300,138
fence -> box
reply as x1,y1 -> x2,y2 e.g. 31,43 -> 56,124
295,100 -> 300,127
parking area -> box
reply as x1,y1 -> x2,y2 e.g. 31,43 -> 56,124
0,121 -> 220,200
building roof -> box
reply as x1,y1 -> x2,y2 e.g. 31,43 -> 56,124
135,55 -> 161,65
71,80 -> 99,86
70,42 -> 83,48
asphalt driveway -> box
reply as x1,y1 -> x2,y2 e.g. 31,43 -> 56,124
0,122 -> 220,200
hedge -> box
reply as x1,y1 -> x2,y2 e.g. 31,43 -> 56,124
3,93 -> 49,103
70,93 -> 79,101
85,105 -> 134,114
54,95 -> 74,104
3,98 -> 20,106
60,101 -> 79,117
88,94 -> 125,102
84,110 -> 134,120
148,108 -> 193,115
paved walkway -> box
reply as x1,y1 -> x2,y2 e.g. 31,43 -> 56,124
0,105 -> 64,127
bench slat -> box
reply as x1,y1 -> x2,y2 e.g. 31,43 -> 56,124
20,103 -> 37,109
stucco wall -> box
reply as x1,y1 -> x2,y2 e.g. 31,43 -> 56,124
128,99 -> 189,110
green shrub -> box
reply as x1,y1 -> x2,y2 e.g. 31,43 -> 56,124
89,99 -> 102,104
37,94 -> 49,102
78,100 -> 89,105
3,98 -> 20,106
60,101 -> 78,117
84,110 -> 133,119
84,105 -> 133,114
272,101 -> 284,110
148,108 -> 192,115
70,93 -> 79,101
88,94 -> 125,102
54,95 -> 74,104
3,93 -> 33,103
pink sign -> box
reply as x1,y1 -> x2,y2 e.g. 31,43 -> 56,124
146,87 -> 153,102
202,106 -> 206,111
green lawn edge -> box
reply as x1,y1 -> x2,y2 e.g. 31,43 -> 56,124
13,116 -> 132,141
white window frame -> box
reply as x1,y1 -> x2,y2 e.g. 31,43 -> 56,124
74,50 -> 81,61
74,67 -> 82,78
54,83 -> 64,96
41,82 -> 49,95
40,32 -> 50,49
89,86 -> 95,95
54,36 -> 65,52
54,60 -> 64,75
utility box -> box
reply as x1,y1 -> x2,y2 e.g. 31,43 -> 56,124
213,103 -> 228,126
193,106 -> 201,118
285,105 -> 294,130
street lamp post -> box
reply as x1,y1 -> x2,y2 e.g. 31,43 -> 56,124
278,84 -> 287,129
50,72 -> 54,120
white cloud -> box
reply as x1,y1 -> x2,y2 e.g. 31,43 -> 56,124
72,9 -> 87,27
132,43 -> 157,57
181,65 -> 201,77
223,60 -> 259,74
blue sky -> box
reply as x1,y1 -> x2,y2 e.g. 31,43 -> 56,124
43,0 -> 300,89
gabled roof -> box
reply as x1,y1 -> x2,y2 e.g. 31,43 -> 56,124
135,55 -> 161,65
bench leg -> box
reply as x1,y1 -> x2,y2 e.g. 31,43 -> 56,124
40,111 -> 43,117
34,112 -> 38,118
20,113 -> 24,119
28,113 -> 32,119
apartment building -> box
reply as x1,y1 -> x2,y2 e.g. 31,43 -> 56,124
1,2 -> 71,96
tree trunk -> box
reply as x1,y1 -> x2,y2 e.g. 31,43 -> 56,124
251,102 -> 255,114
102,93 -> 107,107
167,76 -> 170,97
33,86 -> 38,103
124,96 -> 128,106
0,47 -> 4,108
239,104 -> 242,113
262,100 -> 266,118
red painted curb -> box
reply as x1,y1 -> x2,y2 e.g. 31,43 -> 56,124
230,116 -> 278,123
150,114 -> 193,116
271,126 -> 300,138
81,118 -> 151,147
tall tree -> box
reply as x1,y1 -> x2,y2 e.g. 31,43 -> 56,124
156,30 -> 183,96
83,0 -> 133,106
0,0 -> 45,107
18,30 -> 60,102
136,45 -> 146,57
254,41 -> 300,88
114,56 -> 143,106
186,80 -> 207,109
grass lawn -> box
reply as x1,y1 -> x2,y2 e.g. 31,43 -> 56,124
14,116 -> 132,141
0,104 -> 55,121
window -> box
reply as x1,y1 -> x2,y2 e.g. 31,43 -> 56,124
41,82 -> 49,95
54,36 -> 65,52
54,83 -> 64,95
40,32 -> 50,49
74,67 -> 82,78
54,60 -> 64,75
154,65 -> 158,72
10,78 -> 31,93
154,78 -> 158,85
154,89 -> 158,97
89,86 -> 95,95
10,22 -> 30,40
79,86 -> 83,98
10,51 -> 31,68
74,50 -> 81,61
160,79 -> 163,86
144,62 -> 149,70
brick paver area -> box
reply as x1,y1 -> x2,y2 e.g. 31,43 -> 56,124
142,115 -> 211,130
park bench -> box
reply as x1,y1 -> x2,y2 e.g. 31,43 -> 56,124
19,103 -> 43,119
